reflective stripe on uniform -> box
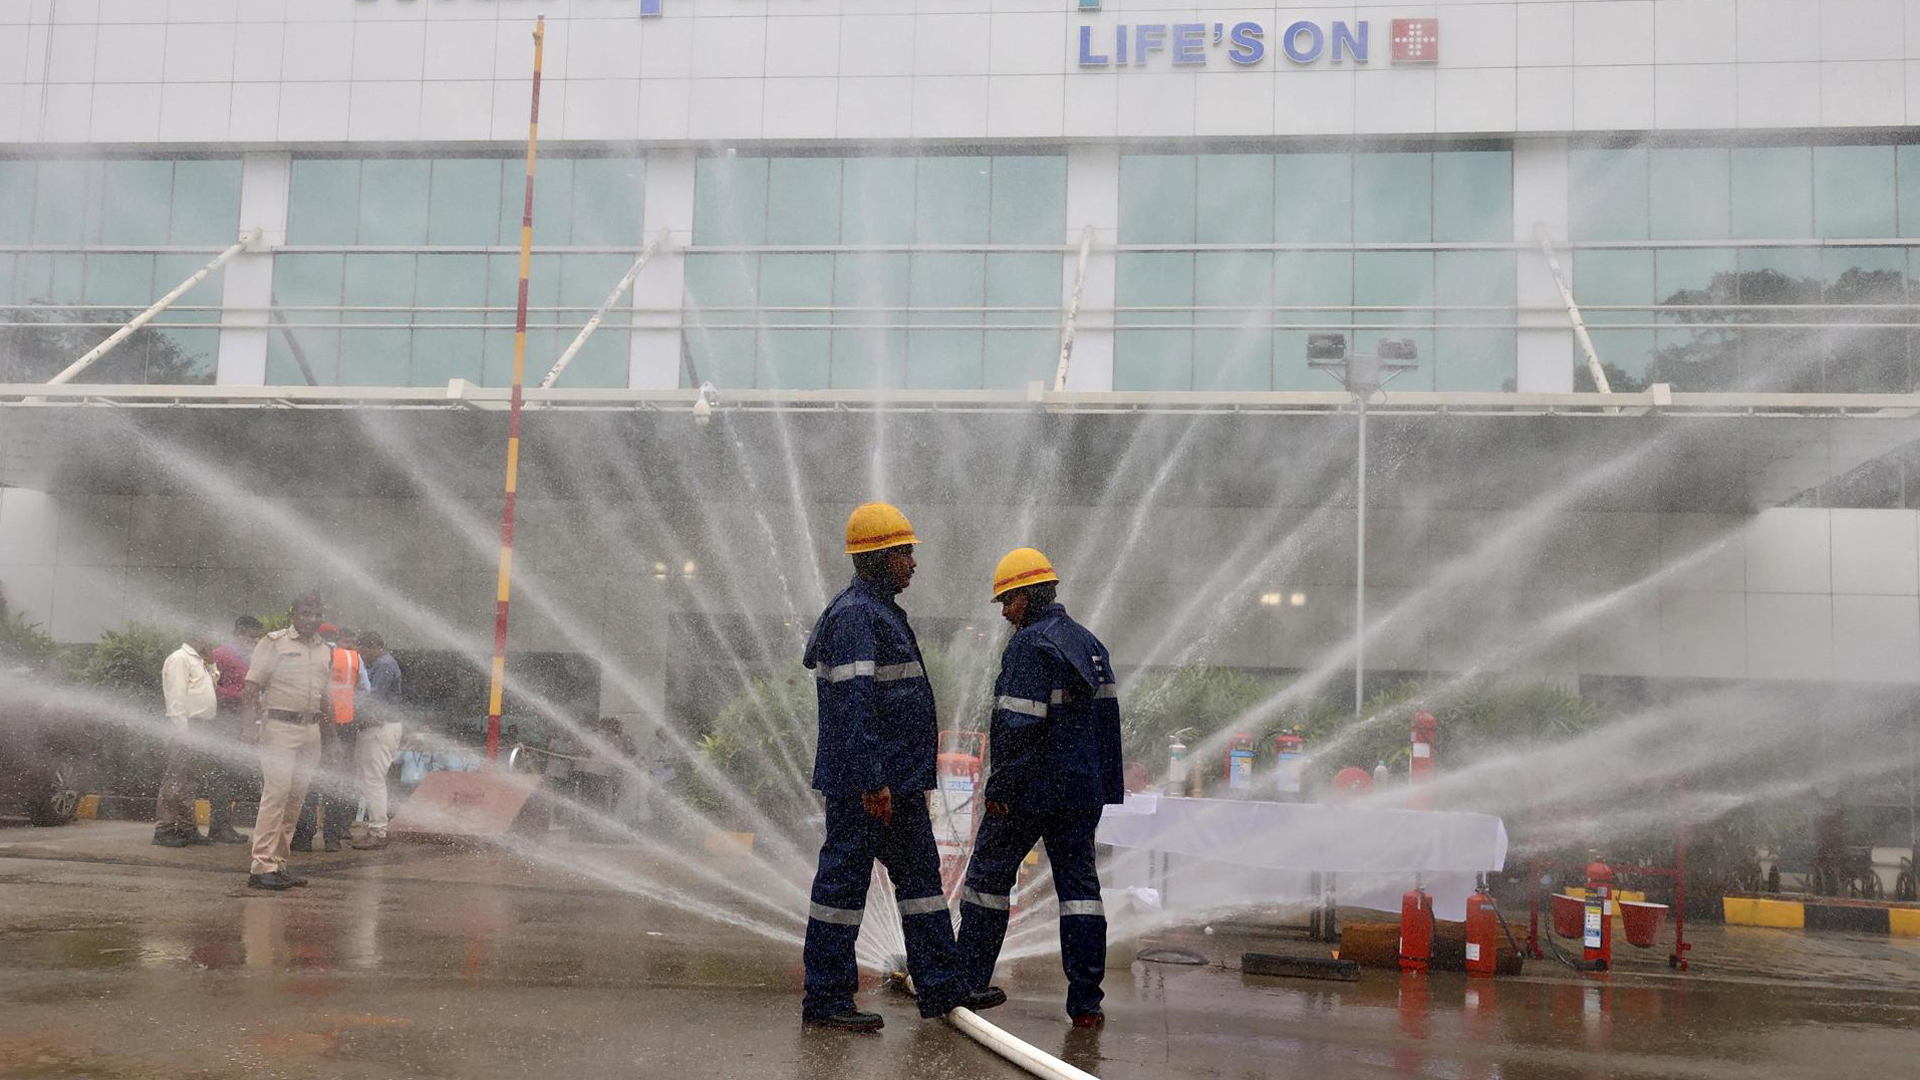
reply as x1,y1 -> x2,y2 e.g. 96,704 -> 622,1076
996,695 -> 1048,718
815,660 -> 877,683
897,895 -> 948,916
1060,899 -> 1106,917
1049,689 -> 1067,704
809,902 -> 864,926
873,661 -> 925,682
962,887 -> 1011,911
1094,684 -> 1117,699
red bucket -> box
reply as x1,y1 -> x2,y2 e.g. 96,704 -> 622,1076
1620,900 -> 1668,948
1549,893 -> 1584,939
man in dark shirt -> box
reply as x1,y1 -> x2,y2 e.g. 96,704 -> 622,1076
352,631 -> 404,849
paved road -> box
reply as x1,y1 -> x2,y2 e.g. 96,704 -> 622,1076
3,821 -> 1917,1080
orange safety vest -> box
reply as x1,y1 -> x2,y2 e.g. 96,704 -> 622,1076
329,648 -> 362,725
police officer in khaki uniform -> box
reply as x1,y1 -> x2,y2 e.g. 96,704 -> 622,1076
242,592 -> 332,891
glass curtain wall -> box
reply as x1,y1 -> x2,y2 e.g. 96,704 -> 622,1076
1570,141 -> 1916,393
0,157 -> 241,384
1114,149 -> 1513,391
273,156 -> 644,387
683,153 -> 1065,390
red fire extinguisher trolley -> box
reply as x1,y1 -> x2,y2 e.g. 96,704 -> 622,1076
1409,710 -> 1437,810
1582,860 -> 1614,971
1399,883 -> 1434,973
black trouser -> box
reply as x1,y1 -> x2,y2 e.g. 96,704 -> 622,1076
293,722 -> 357,846
205,712 -> 253,835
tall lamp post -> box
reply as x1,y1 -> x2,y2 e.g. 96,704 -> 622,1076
1309,333 -> 1418,718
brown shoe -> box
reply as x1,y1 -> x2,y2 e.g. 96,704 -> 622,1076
1071,1012 -> 1104,1029
351,834 -> 388,850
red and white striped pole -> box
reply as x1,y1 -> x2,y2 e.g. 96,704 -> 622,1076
485,16 -> 544,763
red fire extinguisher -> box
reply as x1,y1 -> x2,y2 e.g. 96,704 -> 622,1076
1399,884 -> 1434,973
1465,877 -> 1500,978
932,730 -> 985,900
1273,731 -> 1305,801
1582,860 -> 1614,971
1409,710 -> 1437,810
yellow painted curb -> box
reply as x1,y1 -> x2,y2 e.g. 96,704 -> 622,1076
1890,908 -> 1920,938
1723,896 -> 1804,929
194,799 -> 210,828
76,795 -> 100,820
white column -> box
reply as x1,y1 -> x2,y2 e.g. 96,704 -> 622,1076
630,148 -> 696,389
215,152 -> 290,387
1061,145 -> 1119,392
1512,138 -> 1574,393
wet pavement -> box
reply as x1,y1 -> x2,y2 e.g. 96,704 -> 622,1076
3,821 -> 1918,1080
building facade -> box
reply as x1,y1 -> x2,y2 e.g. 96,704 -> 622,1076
3,0 -> 1920,743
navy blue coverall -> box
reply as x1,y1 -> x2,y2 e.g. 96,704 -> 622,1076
956,603 -> 1123,1019
801,575 -> 967,1020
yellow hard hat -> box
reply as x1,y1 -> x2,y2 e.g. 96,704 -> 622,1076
845,502 -> 919,554
992,547 -> 1059,601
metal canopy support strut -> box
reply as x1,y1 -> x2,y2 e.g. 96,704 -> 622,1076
1053,225 -> 1095,392
538,226 -> 673,389
1534,222 -> 1612,395
45,228 -> 263,385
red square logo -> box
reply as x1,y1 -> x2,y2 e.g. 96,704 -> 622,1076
1391,19 -> 1440,63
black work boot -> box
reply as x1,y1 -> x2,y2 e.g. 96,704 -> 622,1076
803,1009 -> 884,1032
247,872 -> 296,891
963,987 -> 1007,1011
152,828 -> 192,848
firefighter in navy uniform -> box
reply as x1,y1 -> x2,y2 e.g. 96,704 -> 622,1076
957,547 -> 1124,1028
800,502 -> 1007,1032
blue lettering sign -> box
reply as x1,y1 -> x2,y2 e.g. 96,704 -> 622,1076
1134,23 -> 1167,66
1228,22 -> 1264,66
1332,21 -> 1367,62
1171,23 -> 1206,65
1281,20 -> 1323,63
1078,25 -> 1109,66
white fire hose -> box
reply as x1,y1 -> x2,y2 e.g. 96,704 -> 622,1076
900,974 -> 1102,1080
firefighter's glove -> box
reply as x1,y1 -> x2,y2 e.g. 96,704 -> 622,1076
985,800 -> 1010,818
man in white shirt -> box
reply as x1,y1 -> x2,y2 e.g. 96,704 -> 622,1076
154,636 -> 221,848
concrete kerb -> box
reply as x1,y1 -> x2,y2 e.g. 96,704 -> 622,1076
1724,893 -> 1920,937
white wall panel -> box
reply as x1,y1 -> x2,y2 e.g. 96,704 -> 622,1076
1571,0 -> 1653,66
1820,0 -> 1903,62
1821,60 -> 1905,126
1516,2 -> 1574,66
1572,64 -> 1653,128
988,73 -> 1066,136
1654,62 -> 1736,128
1654,0 -> 1735,65
1831,594 -> 1920,683
763,16 -> 841,78
351,18 -> 426,81
423,19 -> 498,81
1736,58 -> 1822,126
162,21 -> 237,82
158,81 -> 232,141
1735,0 -> 1820,63
1746,592 -> 1833,681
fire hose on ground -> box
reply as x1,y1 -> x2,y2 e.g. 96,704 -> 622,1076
897,973 -> 1102,1080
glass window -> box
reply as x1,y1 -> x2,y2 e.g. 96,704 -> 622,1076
1654,248 -> 1734,391
1569,148 -> 1647,241
412,252 -> 487,385
1649,149 -> 1729,240
1737,247 -> 1821,390
1353,153 -> 1431,242
1432,151 -> 1509,243
990,157 -> 1066,245
1273,252 -> 1353,390
552,252 -> 635,387
1274,153 -> 1351,243
357,159 -> 431,247
1353,252 -> 1433,374
1114,252 -> 1193,389
916,157 -> 990,245
98,160 -> 173,247
1901,147 -> 1920,238
682,253 -> 758,388
830,253 -> 907,387
694,156 -> 768,246
571,157 -> 645,247
1732,147 -> 1812,239
1197,154 -> 1274,245
1814,145 -> 1894,239
907,251 -> 985,389
429,159 -> 504,246
766,157 -> 840,246
984,252 -> 1059,388
1194,250 -> 1272,390
1119,155 -> 1196,245
288,159 -> 361,245
761,251 -> 836,389
1575,250 -> 1655,391
0,161 -> 33,244
1434,251 -> 1514,390
340,253 -> 416,385
1823,247 -> 1908,392
33,161 -> 97,246
169,160 -> 241,246
840,159 -> 915,246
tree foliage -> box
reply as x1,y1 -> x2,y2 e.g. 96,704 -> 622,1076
0,303 -> 214,384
